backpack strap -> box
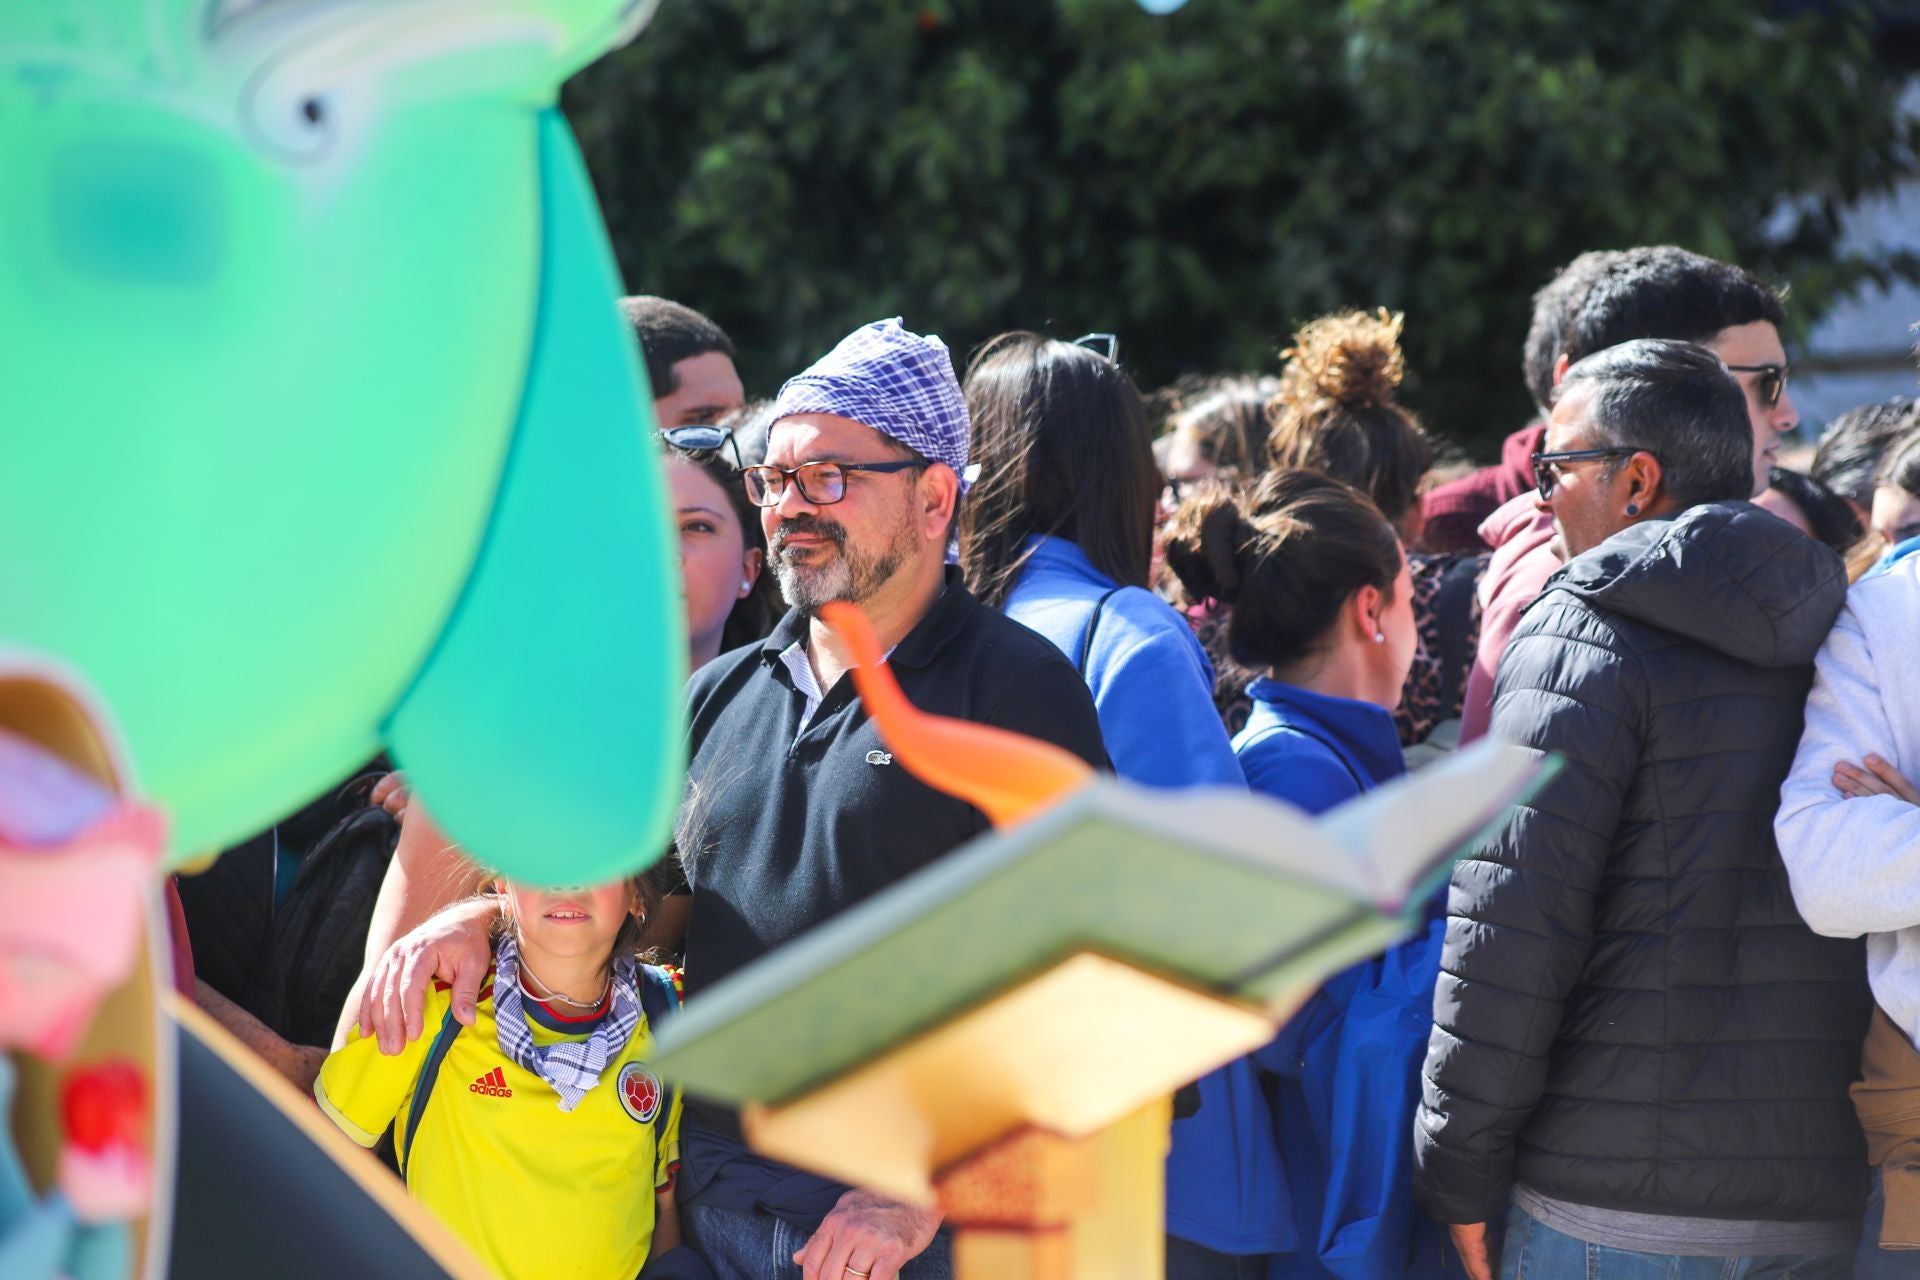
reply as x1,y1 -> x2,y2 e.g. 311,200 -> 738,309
400,1000 -> 467,1170
1241,720 -> 1368,793
636,966 -> 682,1141
1076,587 -> 1124,676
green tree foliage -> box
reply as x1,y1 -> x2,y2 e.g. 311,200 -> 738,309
566,0 -> 1919,452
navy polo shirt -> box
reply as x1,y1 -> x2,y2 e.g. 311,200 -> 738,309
675,567 -> 1108,1222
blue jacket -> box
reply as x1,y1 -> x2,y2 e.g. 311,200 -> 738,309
1003,536 -> 1244,790
1005,537 -> 1293,1255
1236,680 -> 1459,1279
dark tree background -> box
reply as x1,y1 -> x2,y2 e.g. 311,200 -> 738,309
565,0 -> 1920,455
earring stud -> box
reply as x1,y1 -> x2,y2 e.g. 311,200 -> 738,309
1625,503 -> 1640,516
1373,631 -> 1386,644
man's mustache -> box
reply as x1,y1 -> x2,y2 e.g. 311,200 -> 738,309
771,515 -> 847,557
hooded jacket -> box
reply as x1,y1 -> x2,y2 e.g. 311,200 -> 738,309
1415,502 -> 1870,1226
1458,493 -> 1558,744
1421,423 -> 1546,555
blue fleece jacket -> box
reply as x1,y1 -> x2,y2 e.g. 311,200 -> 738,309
1004,537 -> 1298,1255
1236,680 -> 1459,1279
1002,536 -> 1244,790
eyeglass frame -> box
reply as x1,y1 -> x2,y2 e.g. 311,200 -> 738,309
1723,362 -> 1790,409
658,424 -> 743,471
741,458 -> 926,508
1530,447 -> 1657,501
1071,332 -> 1120,364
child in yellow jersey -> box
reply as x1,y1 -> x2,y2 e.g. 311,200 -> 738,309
316,872 -> 683,1279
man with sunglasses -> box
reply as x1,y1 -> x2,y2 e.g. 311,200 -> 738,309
1463,246 -> 1803,746
675,319 -> 1108,1280
1416,340 -> 1867,1280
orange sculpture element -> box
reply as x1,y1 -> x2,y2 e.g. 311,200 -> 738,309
817,602 -> 1093,828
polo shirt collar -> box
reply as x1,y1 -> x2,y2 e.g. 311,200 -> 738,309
758,566 -> 977,673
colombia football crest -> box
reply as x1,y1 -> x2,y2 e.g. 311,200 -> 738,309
618,1062 -> 661,1123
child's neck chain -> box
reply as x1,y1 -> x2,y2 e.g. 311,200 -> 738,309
513,950 -> 611,1011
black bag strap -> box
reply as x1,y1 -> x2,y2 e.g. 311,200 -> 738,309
636,966 -> 682,1141
400,1001 -> 467,1169
1076,587 -> 1125,675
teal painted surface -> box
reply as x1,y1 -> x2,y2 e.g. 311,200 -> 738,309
0,1 -> 680,883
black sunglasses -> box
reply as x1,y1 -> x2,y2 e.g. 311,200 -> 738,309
1072,332 -> 1120,364
1724,362 -> 1790,409
1530,447 -> 1650,500
658,425 -> 743,471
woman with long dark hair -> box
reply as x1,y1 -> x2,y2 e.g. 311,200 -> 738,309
960,331 -> 1266,1277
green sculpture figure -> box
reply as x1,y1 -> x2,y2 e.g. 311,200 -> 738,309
0,0 -> 685,886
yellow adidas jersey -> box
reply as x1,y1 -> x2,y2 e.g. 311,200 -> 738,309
317,965 -> 681,1280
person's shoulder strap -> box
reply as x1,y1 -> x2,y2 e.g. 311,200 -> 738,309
1267,721 -> 1368,792
637,965 -> 681,1140
1076,587 -> 1125,676
399,1001 -> 466,1169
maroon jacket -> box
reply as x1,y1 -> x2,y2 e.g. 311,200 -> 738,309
1421,423 -> 1546,554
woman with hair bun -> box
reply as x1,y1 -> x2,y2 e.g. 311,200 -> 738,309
1164,469 -> 1415,802
1163,469 -> 1459,1280
1246,309 -> 1486,749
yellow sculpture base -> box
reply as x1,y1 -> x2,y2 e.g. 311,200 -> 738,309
742,951 -> 1270,1280
742,951 -> 1271,1203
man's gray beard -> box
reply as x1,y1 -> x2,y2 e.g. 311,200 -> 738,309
772,517 -> 914,615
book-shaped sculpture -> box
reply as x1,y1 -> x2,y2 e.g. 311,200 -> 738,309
167,998 -> 486,1280
653,602 -> 1549,1279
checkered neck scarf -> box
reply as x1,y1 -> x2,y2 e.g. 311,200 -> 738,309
770,317 -> 972,496
492,931 -> 641,1113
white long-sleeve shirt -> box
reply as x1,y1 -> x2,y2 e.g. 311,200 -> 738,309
1777,550 -> 1920,1045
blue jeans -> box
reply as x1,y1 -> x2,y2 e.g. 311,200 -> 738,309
1857,1166 -> 1920,1278
680,1200 -> 953,1280
1499,1202 -> 1852,1279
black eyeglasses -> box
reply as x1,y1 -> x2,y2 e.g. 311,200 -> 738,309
1530,447 -> 1651,500
1724,362 -> 1790,409
1072,332 -> 1120,364
742,459 -> 925,507
659,425 -> 743,470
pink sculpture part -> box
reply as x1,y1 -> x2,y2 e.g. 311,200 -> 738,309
0,728 -> 165,1060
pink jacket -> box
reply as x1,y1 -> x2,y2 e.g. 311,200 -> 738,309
1459,492 -> 1560,743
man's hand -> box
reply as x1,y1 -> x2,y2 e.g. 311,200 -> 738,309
370,770 -> 412,821
1449,1221 -> 1495,1280
1835,754 -> 1920,806
793,1188 -> 941,1280
355,897 -> 496,1054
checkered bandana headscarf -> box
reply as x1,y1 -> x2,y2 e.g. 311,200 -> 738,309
770,318 -> 972,495
493,931 -> 641,1112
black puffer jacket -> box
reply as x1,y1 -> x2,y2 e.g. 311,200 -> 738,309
1414,502 -> 1870,1225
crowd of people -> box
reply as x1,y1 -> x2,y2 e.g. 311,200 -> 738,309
174,245 -> 1920,1280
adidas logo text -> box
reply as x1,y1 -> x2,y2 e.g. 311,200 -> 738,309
469,1066 -> 513,1098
